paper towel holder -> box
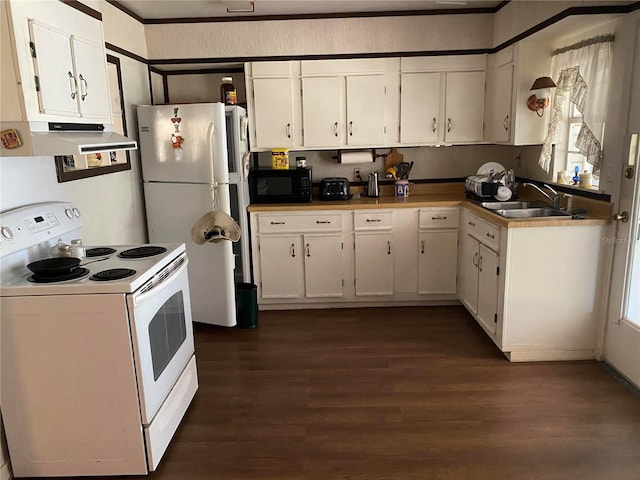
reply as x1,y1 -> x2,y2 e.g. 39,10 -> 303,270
335,149 -> 379,164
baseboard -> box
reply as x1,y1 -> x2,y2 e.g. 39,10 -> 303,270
1,461 -> 12,480
258,299 -> 461,310
505,349 -> 596,362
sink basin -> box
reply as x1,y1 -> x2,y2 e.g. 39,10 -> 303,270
493,207 -> 572,218
480,201 -> 547,210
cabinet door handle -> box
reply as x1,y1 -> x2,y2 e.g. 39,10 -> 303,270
486,232 -> 495,239
472,252 -> 478,267
432,215 -> 447,220
447,117 -> 452,133
432,117 -> 437,134
334,122 -> 339,137
270,221 -> 285,225
306,243 -> 310,257
387,240 -> 391,255
421,239 -> 425,254
290,243 -> 296,258
366,218 -> 382,223
316,220 -> 331,224
503,115 -> 509,131
349,121 -> 353,136
468,221 -> 476,227
478,254 -> 483,272
286,123 -> 291,138
79,73 -> 88,101
68,71 -> 77,100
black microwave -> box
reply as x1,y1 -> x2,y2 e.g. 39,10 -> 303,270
249,168 -> 312,204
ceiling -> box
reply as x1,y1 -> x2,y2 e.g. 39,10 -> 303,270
114,0 -> 504,21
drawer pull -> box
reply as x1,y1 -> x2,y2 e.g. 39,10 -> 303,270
270,221 -> 285,225
290,243 -> 296,258
468,221 -> 476,227
478,254 -> 483,272
472,252 -> 478,267
306,243 -> 310,257
366,218 -> 382,223
316,220 -> 331,224
432,216 -> 447,220
387,240 -> 391,255
486,232 -> 496,239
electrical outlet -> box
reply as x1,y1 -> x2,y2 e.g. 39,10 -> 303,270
353,168 -> 362,181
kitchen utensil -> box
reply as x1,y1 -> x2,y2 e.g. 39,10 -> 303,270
27,257 -> 81,277
385,147 -> 403,172
367,171 -> 380,198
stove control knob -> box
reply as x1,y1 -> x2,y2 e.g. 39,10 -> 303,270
65,208 -> 73,219
1,226 -> 13,240
72,207 -> 81,218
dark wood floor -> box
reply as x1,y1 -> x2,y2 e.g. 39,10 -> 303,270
127,307 -> 640,479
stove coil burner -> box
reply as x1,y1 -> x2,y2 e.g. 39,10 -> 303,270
118,246 -> 168,259
28,268 -> 90,283
90,268 -> 136,281
85,247 -> 117,257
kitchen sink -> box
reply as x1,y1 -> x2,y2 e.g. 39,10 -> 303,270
480,201 -> 547,210
492,207 -> 572,218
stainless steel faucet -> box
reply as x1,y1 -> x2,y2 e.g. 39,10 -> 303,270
523,182 -> 560,208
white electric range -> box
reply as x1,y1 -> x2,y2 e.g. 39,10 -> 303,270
0,202 -> 198,478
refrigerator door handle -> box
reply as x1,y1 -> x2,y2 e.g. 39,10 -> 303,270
207,121 -> 216,186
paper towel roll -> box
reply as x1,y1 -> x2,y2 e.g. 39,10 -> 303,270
339,150 -> 374,164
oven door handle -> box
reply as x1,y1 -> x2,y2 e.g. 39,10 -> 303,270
132,256 -> 189,307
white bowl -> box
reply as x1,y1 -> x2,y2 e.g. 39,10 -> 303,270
495,186 -> 512,201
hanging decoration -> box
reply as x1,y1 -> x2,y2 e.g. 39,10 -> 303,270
170,107 -> 184,161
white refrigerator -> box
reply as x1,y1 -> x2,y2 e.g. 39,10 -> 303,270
137,103 -> 250,327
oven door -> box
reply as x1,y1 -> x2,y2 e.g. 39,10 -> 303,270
126,254 -> 195,425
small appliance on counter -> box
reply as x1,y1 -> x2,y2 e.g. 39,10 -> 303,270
319,177 -> 351,201
367,171 -> 380,198
249,167 -> 312,203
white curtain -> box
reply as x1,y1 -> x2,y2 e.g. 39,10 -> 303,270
538,36 -> 614,175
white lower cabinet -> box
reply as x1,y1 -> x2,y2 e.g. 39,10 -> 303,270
354,233 -> 394,296
459,210 -> 501,338
417,208 -> 459,295
252,212 -> 345,301
258,235 -> 304,299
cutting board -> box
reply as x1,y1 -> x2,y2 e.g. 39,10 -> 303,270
385,148 -> 403,171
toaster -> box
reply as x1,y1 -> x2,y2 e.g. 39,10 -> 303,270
319,177 -> 351,200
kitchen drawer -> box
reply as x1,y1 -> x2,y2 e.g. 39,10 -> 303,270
353,210 -> 393,231
464,210 -> 500,252
419,208 -> 459,229
258,212 -> 343,233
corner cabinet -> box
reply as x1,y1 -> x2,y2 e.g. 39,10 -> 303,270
459,207 -> 608,362
3,0 -> 111,125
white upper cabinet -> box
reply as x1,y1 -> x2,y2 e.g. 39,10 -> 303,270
400,55 -> 486,145
345,74 -> 386,145
301,76 -> 344,147
444,71 -> 486,143
400,72 -> 441,143
246,61 -> 299,150
4,0 -> 111,124
483,43 -> 551,145
252,77 -> 296,148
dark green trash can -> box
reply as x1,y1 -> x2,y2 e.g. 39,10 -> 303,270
236,283 -> 258,328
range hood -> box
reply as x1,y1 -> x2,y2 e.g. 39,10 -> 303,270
0,122 -> 138,157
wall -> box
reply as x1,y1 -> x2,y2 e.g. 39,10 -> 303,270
145,14 -> 494,60
166,73 -> 246,105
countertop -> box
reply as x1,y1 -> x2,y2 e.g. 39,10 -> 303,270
247,188 -> 612,228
